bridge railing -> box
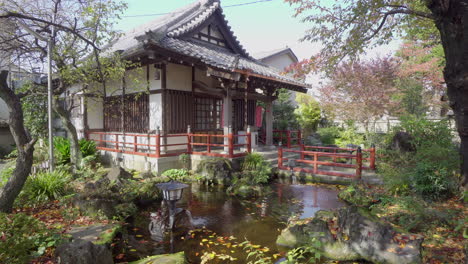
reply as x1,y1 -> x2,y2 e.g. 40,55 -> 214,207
278,145 -> 376,179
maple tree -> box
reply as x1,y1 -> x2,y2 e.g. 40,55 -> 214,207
285,0 -> 468,190
319,57 -> 399,130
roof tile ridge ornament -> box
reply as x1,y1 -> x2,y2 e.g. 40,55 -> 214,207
167,0 -> 220,38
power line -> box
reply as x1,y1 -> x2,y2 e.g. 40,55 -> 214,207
122,0 -> 274,18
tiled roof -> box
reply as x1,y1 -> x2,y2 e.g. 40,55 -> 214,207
109,0 -> 307,90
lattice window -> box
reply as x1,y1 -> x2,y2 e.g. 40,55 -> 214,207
104,93 -> 149,133
194,96 -> 222,131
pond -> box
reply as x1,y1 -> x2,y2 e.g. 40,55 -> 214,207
115,180 -> 344,263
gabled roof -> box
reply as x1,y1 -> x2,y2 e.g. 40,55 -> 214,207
253,47 -> 299,63
108,0 -> 307,92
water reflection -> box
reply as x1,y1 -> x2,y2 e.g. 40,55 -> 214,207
122,182 -> 344,263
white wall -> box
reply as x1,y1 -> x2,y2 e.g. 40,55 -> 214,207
87,96 -> 104,130
262,53 -> 296,71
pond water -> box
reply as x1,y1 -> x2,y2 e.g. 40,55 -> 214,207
115,180 -> 344,263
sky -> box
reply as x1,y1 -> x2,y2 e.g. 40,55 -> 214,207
116,0 -> 401,62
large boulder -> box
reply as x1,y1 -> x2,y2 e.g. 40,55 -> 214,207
276,207 -> 423,264
106,166 -> 133,184
55,239 -> 113,264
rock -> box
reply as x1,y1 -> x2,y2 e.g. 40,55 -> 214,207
276,217 -> 334,248
72,197 -> 119,219
173,209 -> 194,230
106,166 -> 132,184
337,207 -> 423,264
196,158 -> 233,185
391,132 -> 415,152
55,239 -> 113,264
128,252 -> 186,264
276,207 -> 423,264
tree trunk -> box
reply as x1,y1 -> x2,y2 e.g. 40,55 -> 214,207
53,98 -> 82,170
0,71 -> 36,213
427,0 -> 468,190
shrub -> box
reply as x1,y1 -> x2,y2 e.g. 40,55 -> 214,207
161,169 -> 190,182
5,148 -> 18,159
54,137 -> 71,165
0,213 -> 63,264
79,139 -> 97,157
317,126 -> 341,145
54,137 -> 97,165
335,126 -> 365,147
241,152 -> 272,184
380,116 -> 460,200
0,165 -> 14,187
21,169 -> 71,203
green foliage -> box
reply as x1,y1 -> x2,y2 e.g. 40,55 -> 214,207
54,137 -> 71,165
21,169 -> 72,204
285,235 -> 323,263
54,137 -> 97,165
317,126 -> 341,145
5,148 -> 18,159
0,213 -> 64,264
161,169 -> 190,182
0,165 -> 14,187
242,153 -> 272,184
79,139 -> 97,157
380,117 -> 459,200
334,126 -> 364,147
18,83 -> 48,138
294,94 -> 321,137
239,240 -> 272,264
273,89 -> 299,130
394,78 -> 428,117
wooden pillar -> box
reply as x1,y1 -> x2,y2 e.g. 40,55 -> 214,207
247,125 -> 252,153
370,143 -> 376,170
161,63 -> 168,153
265,100 -> 273,146
356,147 -> 363,179
223,84 -> 233,153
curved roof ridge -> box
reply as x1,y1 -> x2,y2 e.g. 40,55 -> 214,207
168,0 -> 219,37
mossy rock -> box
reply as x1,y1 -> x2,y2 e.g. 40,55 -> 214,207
338,184 -> 374,207
196,158 -> 234,185
129,252 -> 186,264
95,223 -> 123,245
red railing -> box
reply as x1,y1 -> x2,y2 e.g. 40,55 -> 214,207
278,145 -> 376,179
86,126 -> 251,159
259,130 -> 302,147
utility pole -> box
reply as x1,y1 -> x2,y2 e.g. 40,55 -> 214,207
16,20 -> 54,172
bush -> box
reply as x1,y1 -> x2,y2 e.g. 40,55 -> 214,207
79,139 -> 97,157
317,126 -> 341,145
161,169 -> 190,182
0,165 -> 14,187
54,137 -> 71,165
241,152 -> 272,184
0,213 -> 63,264
21,169 -> 71,204
54,137 -> 97,165
380,116 -> 460,200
